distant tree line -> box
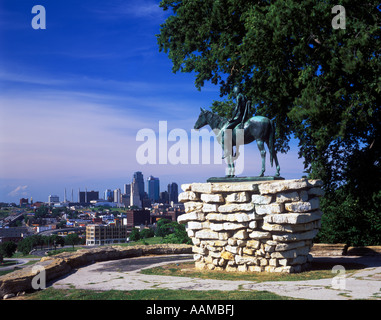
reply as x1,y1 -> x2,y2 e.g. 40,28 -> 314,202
0,234 -> 85,260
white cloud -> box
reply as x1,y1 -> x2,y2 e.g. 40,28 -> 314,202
0,70 -> 65,86
8,185 -> 28,197
0,88 -> 305,182
127,1 -> 164,18
89,0 -> 166,21
0,67 -> 305,203
0,92 -> 146,181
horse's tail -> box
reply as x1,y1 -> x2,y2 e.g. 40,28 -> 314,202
269,119 -> 275,167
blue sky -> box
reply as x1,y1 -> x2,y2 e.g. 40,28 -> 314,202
0,0 -> 305,203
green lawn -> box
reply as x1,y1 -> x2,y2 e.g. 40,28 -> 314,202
116,236 -> 164,246
20,287 -> 293,300
0,259 -> 18,268
0,259 -> 39,276
41,237 -> 164,256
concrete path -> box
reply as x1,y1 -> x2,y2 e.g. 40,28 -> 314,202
51,255 -> 381,300
1,258 -> 39,271
243,256 -> 381,300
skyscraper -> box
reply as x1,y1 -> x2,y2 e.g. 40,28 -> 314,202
104,189 -> 113,202
114,188 -> 121,203
133,171 -> 145,201
168,182 -> 179,203
130,178 -> 142,208
124,184 -> 131,196
147,176 -> 160,202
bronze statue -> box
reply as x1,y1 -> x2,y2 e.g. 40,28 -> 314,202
194,95 -> 281,178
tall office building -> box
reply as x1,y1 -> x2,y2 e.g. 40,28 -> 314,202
78,190 -> 99,204
130,178 -> 142,208
133,171 -> 145,201
168,182 -> 179,203
124,184 -> 131,196
122,184 -> 131,206
114,188 -> 121,204
147,176 -> 160,202
104,189 -> 113,202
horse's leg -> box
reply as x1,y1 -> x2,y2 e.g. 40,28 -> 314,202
220,129 -> 230,159
266,139 -> 281,177
233,144 -> 240,161
224,155 -> 235,177
257,139 -> 266,177
223,129 -> 233,159
230,155 -> 235,177
224,155 -> 230,177
273,151 -> 280,177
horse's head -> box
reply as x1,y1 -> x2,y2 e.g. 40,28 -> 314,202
194,108 -> 208,130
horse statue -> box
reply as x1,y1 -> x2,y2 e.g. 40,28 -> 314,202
194,108 -> 281,177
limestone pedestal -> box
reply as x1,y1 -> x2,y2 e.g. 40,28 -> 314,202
178,179 -> 324,273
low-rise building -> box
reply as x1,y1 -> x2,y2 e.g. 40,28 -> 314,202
85,224 -> 128,246
0,227 -> 28,243
48,195 -> 59,205
126,209 -> 150,232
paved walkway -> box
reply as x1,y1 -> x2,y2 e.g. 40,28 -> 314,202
51,255 -> 381,300
1,258 -> 40,271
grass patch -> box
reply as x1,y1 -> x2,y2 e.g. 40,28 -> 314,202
115,237 -> 164,246
0,268 -> 16,277
11,252 -> 41,259
46,247 -> 81,256
20,287 -> 293,300
45,237 -> 165,256
0,259 -> 39,276
0,260 -> 18,268
140,260 -> 366,282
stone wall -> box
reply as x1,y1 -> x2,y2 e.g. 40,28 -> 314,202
178,179 -> 324,273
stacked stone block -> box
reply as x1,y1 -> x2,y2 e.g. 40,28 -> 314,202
178,179 -> 324,273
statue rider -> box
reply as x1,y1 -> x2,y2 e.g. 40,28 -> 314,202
219,85 -> 252,159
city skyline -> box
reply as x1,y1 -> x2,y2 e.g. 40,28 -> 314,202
0,0 -> 305,203
14,170 -> 179,205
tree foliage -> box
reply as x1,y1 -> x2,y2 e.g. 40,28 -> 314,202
17,235 -> 41,255
65,233 -> 81,249
0,241 -> 17,259
162,222 -> 192,244
155,218 -> 174,237
140,228 -> 155,239
316,188 -> 381,246
130,228 -> 141,241
17,235 -> 66,255
157,0 -> 380,190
